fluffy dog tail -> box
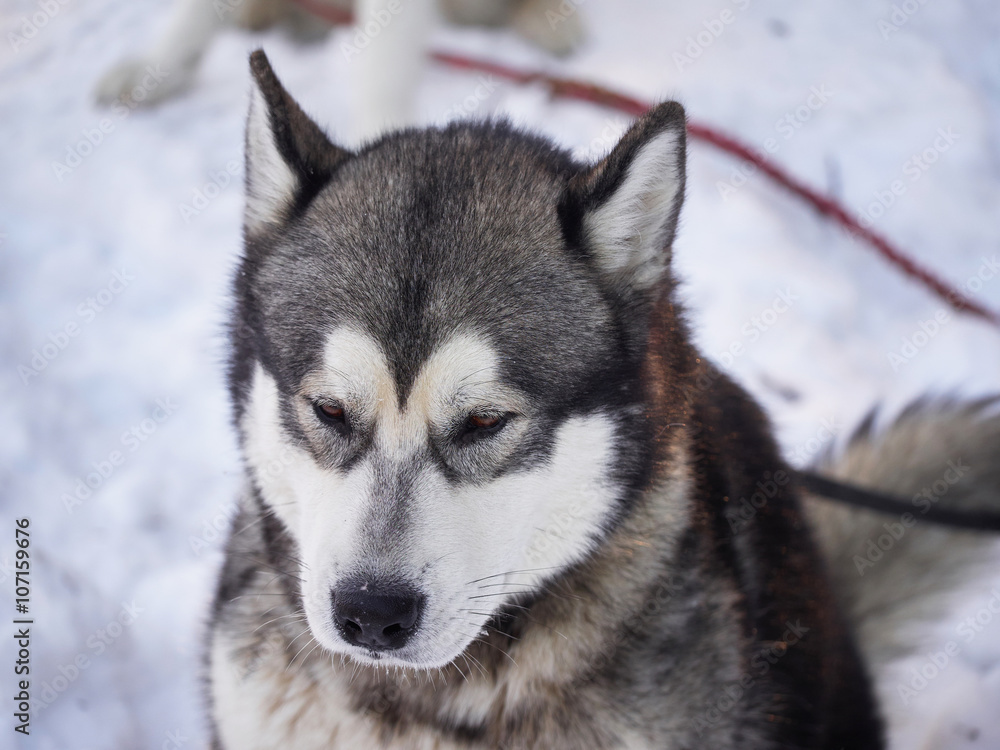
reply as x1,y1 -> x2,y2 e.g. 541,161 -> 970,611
804,398 -> 1000,672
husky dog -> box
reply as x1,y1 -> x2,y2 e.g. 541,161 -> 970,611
208,50 -> 1000,749
94,0 -> 583,137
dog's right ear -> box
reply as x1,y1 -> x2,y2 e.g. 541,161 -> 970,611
562,102 -> 686,295
244,50 -> 351,239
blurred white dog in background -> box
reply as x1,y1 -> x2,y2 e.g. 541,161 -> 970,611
94,0 -> 585,138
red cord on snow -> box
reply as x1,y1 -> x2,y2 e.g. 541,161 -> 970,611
287,1 -> 1000,329
432,51 -> 1000,329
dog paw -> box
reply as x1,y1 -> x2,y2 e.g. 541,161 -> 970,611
93,57 -> 188,107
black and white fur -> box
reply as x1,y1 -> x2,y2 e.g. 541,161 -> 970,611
207,50 -> 1000,749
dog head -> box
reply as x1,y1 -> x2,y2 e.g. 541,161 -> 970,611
230,51 -> 687,669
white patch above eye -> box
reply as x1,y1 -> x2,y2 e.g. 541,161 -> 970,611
244,84 -> 299,236
407,333 -> 520,423
308,327 -> 395,422
584,128 -> 684,288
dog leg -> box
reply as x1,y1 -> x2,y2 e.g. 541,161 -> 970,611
94,0 -> 241,106
350,0 -> 436,140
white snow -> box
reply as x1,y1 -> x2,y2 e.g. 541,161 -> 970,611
1,0 -> 999,747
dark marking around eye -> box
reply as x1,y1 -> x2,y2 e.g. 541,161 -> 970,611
314,401 -> 348,433
469,414 -> 502,430
458,412 -> 510,443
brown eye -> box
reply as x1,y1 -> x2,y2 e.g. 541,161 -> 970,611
468,414 -> 502,430
314,401 -> 346,426
459,412 -> 509,442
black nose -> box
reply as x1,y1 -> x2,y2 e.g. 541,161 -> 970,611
332,583 -> 424,652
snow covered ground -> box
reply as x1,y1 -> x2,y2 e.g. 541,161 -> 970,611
2,0 -> 999,747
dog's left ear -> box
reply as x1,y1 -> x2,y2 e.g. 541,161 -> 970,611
563,102 -> 686,292
244,50 -> 351,238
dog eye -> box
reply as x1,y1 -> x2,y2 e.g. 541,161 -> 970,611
469,414 -> 501,429
313,401 -> 347,428
460,412 -> 508,440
